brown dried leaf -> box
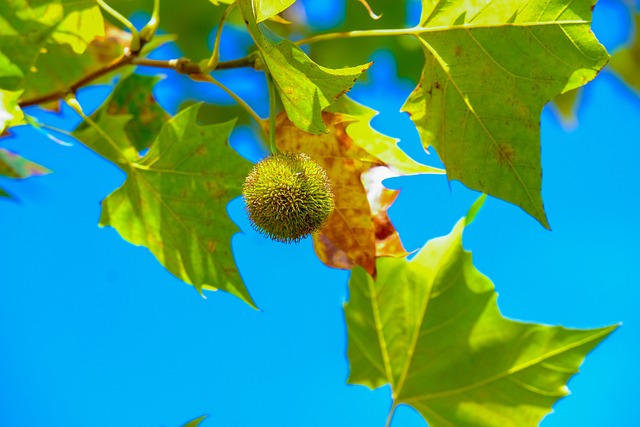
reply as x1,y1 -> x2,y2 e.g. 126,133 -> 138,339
276,112 -> 402,277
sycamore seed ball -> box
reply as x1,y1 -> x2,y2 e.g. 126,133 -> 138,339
242,151 -> 335,243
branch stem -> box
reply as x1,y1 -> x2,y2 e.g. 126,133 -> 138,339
18,25 -> 419,109
18,56 -> 256,108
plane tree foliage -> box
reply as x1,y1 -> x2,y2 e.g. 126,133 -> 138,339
0,0 -> 626,425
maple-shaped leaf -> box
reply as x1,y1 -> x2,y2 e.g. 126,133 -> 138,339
402,0 -> 609,228
73,103 -> 256,307
345,196 -> 618,427
0,147 -> 51,199
276,96 -> 441,276
238,0 -> 370,134
610,13 -> 640,93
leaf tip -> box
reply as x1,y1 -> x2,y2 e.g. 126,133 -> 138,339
465,194 -> 486,226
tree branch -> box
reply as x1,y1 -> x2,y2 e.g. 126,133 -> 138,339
18,54 -> 257,109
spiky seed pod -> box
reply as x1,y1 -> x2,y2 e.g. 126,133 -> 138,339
242,151 -> 334,243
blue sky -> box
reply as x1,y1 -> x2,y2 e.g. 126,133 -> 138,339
1,1 -> 639,426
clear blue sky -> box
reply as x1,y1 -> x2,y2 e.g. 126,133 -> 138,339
1,1 -> 638,426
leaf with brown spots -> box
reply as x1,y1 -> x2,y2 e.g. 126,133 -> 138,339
402,0 -> 609,228
276,97 -> 439,276
75,103 -> 256,307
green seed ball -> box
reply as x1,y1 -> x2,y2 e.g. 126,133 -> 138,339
242,151 -> 335,243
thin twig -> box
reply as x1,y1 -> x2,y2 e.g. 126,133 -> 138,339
193,74 -> 266,131
18,55 -> 257,108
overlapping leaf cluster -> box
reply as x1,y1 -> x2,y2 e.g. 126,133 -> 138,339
0,0 -> 620,426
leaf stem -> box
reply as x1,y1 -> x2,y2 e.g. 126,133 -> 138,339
385,403 -> 397,427
64,96 -> 129,165
264,65 -> 278,154
96,0 -> 141,52
17,56 -> 257,108
207,1 -> 237,71
194,74 -> 266,131
295,27 -> 418,46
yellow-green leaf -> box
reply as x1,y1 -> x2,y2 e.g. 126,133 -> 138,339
327,96 -> 444,176
345,199 -> 618,426
251,0 -> 296,23
0,0 -> 123,110
50,0 -> 105,54
239,0 -> 370,134
74,103 -> 256,307
402,0 -> 609,228
0,0 -> 105,85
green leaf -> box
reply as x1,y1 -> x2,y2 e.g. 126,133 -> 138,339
239,0 -> 370,134
75,73 -> 170,153
0,148 -> 51,178
326,96 -> 443,176
250,0 -> 297,23
0,2 -> 125,108
82,103 -> 256,307
0,89 -> 24,133
345,202 -> 617,426
402,0 -> 609,228
610,13 -> 640,93
181,415 -> 207,427
50,0 -> 105,54
0,0 -> 105,82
